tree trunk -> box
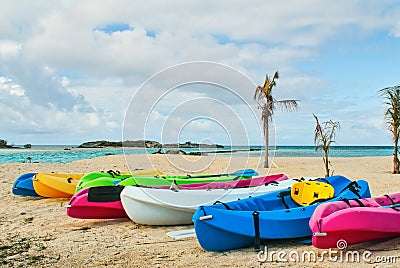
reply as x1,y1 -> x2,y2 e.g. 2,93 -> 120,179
264,117 -> 269,168
394,131 -> 399,174
324,150 -> 329,178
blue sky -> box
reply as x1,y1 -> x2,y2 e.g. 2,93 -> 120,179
0,1 -> 399,146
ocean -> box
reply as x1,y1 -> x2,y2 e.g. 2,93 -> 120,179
0,145 -> 394,164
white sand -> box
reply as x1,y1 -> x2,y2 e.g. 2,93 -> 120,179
1,155 -> 399,267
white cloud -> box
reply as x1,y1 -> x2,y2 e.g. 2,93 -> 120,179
0,1 -> 399,144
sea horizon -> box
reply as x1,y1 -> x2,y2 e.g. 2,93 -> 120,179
0,145 -> 395,164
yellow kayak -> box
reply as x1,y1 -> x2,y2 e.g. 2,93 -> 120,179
32,169 -> 164,198
33,173 -> 86,198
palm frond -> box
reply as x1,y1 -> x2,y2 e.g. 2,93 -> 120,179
275,100 -> 299,112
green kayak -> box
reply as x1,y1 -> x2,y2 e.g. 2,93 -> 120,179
75,169 -> 258,192
75,170 -> 163,192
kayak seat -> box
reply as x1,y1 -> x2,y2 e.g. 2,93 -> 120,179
232,200 -> 257,211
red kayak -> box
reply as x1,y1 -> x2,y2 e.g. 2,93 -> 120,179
310,192 -> 400,249
66,174 -> 288,219
66,186 -> 127,219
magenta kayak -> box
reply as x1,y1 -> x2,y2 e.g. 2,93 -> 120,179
310,192 -> 400,249
156,173 -> 288,190
66,186 -> 127,219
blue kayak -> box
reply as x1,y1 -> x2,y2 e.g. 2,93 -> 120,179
192,175 -> 371,252
11,173 -> 39,196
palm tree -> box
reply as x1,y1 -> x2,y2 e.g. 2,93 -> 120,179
313,114 -> 340,177
379,85 -> 400,174
254,71 -> 299,168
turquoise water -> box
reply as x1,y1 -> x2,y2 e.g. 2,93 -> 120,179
0,145 -> 394,164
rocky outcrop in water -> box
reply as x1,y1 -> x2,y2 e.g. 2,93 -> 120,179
77,140 -> 123,148
163,141 -> 223,148
78,140 -> 162,148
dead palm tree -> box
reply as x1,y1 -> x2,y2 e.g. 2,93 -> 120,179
313,114 -> 340,177
254,71 -> 299,168
379,85 -> 400,174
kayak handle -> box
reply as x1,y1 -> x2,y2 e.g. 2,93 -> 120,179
313,232 -> 327,237
199,215 -> 213,221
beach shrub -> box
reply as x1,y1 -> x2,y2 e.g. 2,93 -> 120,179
313,114 -> 340,178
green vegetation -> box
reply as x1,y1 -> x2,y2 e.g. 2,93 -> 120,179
380,84 -> 400,174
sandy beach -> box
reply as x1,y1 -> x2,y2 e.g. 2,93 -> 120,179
1,154 -> 399,267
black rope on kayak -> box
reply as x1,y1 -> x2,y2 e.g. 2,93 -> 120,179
277,190 -> 291,209
340,198 -> 364,207
352,198 -> 365,207
309,197 -> 334,206
199,206 -> 207,216
317,178 -> 331,185
341,198 -> 352,207
384,195 -> 400,211
385,194 -> 396,205
107,170 -> 120,178
338,181 -> 362,199
252,211 -> 261,252
213,201 -> 232,210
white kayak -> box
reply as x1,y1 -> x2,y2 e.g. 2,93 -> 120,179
120,177 -> 313,226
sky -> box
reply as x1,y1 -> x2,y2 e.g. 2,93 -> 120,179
1,0 -> 400,146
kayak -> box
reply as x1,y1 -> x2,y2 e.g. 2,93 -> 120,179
33,173 -> 86,198
120,176 -> 310,226
192,175 -> 371,252
12,173 -> 39,197
155,173 -> 288,190
66,186 -> 127,219
76,169 -> 259,192
34,169 -> 163,198
310,192 -> 400,249
66,173 -> 287,219
75,169 -> 164,192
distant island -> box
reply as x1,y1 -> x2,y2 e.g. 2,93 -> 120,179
0,139 -> 21,149
77,140 -> 223,149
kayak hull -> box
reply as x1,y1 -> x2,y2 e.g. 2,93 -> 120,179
192,176 -> 371,252
67,187 -> 127,219
310,193 -> 400,249
120,177 -> 307,226
32,173 -> 85,198
12,173 -> 38,196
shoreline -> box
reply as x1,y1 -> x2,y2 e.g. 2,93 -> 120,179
1,155 -> 399,267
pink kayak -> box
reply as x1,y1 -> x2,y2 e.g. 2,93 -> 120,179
157,173 -> 288,190
310,192 -> 400,249
66,186 -> 127,219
